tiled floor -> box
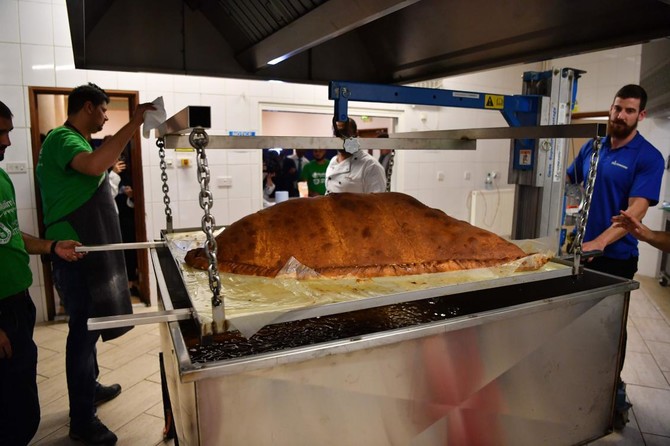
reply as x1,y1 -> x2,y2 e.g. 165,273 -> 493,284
29,303 -> 174,446
591,275 -> 670,445
28,275 -> 670,445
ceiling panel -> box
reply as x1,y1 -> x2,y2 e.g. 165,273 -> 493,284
66,0 -> 670,85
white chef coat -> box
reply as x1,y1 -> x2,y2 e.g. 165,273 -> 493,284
325,150 -> 386,194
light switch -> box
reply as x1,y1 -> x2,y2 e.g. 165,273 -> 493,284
217,176 -> 233,187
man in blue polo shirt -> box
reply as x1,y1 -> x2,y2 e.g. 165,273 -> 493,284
567,84 -> 664,429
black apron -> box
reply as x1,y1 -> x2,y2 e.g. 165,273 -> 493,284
63,174 -> 133,341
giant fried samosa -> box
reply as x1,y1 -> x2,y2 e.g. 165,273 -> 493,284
184,192 -> 541,278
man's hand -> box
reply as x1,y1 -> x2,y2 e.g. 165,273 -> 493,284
55,240 -> 86,262
112,160 -> 126,174
132,102 -> 157,124
612,210 -> 652,242
0,328 -> 12,359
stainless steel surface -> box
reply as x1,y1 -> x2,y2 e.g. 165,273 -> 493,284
87,309 -> 192,330
65,0 -> 670,84
159,269 -> 637,445
74,241 -> 165,252
395,123 -> 608,140
162,123 -> 607,152
155,106 -> 211,138
164,134 -> 476,151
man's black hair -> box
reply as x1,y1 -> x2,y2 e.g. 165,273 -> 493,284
67,83 -> 109,115
0,100 -> 13,120
615,84 -> 648,111
332,116 -> 358,138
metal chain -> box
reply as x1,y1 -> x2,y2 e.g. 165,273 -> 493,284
573,137 -> 602,272
385,150 -> 395,192
189,128 -> 222,306
156,138 -> 173,233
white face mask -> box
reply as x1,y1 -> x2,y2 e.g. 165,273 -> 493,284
343,137 -> 360,154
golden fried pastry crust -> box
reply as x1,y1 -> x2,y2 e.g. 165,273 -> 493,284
184,192 -> 532,278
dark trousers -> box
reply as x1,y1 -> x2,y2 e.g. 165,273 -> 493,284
586,255 -> 638,387
52,258 -> 100,429
0,291 -> 40,446
586,256 -> 638,281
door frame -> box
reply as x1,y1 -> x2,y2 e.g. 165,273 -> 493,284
27,86 -> 151,319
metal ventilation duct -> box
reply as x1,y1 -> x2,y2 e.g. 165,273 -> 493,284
66,0 -> 670,85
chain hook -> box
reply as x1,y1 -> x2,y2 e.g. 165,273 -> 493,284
188,127 -> 223,312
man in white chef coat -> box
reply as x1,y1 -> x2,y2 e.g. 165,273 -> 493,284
325,117 -> 386,194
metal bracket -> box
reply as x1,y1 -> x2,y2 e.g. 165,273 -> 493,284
87,308 -> 193,330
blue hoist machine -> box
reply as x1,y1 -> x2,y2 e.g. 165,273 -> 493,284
329,67 -> 606,255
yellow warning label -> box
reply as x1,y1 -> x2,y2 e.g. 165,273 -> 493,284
484,94 -> 504,109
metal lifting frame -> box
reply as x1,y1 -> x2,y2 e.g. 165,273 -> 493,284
329,80 -> 541,128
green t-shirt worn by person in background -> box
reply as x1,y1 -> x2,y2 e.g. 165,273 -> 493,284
300,160 -> 328,196
0,169 -> 32,299
36,126 -> 105,242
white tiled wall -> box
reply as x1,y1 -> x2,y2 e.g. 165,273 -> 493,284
2,0 -> 668,320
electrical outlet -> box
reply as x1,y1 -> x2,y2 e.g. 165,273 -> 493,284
485,171 -> 498,185
436,171 -> 445,181
5,162 -> 27,173
464,171 -> 471,180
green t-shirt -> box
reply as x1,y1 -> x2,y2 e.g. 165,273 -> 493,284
0,169 -> 32,299
300,160 -> 329,196
36,126 -> 105,241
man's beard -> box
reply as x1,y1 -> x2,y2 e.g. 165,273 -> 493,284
608,118 -> 637,139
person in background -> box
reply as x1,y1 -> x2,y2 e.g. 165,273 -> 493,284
299,149 -> 329,196
0,100 -> 83,446
377,132 -> 394,191
36,84 -> 155,446
262,150 -> 281,202
566,84 -> 664,429
326,117 -> 386,194
270,150 -> 299,198
612,210 -> 670,252
288,149 -> 309,179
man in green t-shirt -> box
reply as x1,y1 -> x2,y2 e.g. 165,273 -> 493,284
36,84 -> 155,446
0,100 -> 82,445
299,149 -> 330,196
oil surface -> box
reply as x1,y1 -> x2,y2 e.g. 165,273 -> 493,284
186,297 -> 464,364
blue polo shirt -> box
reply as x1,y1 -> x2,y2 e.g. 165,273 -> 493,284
567,132 -> 664,259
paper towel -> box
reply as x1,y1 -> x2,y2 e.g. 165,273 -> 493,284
142,96 -> 167,139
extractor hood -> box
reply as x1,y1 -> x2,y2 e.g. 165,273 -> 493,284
641,37 -> 670,118
66,0 -> 670,85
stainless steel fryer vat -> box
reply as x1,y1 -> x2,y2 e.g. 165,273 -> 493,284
154,245 -> 637,446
